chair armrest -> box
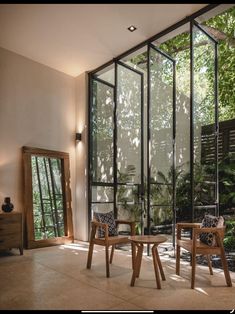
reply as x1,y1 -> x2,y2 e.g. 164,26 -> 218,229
177,222 -> 201,229
115,220 -> 136,235
176,222 -> 201,240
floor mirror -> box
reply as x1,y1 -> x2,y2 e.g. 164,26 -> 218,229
22,146 -> 74,249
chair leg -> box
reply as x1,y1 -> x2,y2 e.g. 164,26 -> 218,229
86,241 -> 94,269
131,242 -> 136,270
110,245 -> 115,264
105,245 -> 110,278
191,251 -> 196,289
206,255 -> 213,275
220,247 -> 232,287
176,244 -> 180,275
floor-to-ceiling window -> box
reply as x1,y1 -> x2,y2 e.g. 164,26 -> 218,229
88,5 -> 235,251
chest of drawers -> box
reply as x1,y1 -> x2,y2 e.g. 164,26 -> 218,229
0,212 -> 23,255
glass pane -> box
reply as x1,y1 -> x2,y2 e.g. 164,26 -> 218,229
31,155 -> 65,240
149,47 -> 174,181
150,183 -> 172,206
91,203 -> 114,214
117,184 -> 141,219
149,46 -> 174,230
153,24 -> 191,223
91,186 -> 114,202
116,64 -> 142,184
96,64 -> 115,85
92,80 -> 114,183
193,25 -> 217,215
150,206 -> 173,235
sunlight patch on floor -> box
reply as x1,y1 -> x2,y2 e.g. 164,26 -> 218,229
169,274 -> 186,282
60,244 -> 90,252
195,287 -> 209,295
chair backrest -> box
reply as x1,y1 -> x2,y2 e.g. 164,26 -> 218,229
93,211 -> 118,238
199,214 -> 224,246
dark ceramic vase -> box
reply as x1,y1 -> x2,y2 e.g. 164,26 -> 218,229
2,197 -> 14,213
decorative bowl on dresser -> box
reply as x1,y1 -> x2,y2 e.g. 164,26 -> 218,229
0,212 -> 23,255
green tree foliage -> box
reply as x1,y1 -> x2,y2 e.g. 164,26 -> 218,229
131,6 -> 235,122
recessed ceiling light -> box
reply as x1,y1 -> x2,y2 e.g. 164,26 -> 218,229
128,25 -> 137,32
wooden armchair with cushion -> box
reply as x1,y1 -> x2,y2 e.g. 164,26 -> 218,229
86,211 -> 136,277
176,215 -> 232,289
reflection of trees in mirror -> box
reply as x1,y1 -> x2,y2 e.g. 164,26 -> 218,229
31,156 -> 64,240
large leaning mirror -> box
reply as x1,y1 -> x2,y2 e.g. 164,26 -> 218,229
22,146 -> 74,249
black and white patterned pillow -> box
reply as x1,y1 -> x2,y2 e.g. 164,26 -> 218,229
199,214 -> 224,246
93,211 -> 118,238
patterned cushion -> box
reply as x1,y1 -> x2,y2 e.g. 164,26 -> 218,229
93,211 -> 118,238
199,214 -> 224,246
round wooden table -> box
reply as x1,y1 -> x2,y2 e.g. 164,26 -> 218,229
129,235 -> 167,289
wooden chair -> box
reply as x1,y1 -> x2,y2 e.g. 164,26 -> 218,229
86,219 -> 136,277
176,222 -> 232,289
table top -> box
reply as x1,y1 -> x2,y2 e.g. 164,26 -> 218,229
129,235 -> 167,244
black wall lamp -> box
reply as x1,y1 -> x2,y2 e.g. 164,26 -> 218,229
76,132 -> 82,142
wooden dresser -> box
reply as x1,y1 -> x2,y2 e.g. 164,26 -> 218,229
0,212 -> 23,255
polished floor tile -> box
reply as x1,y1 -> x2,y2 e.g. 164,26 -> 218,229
0,241 -> 234,310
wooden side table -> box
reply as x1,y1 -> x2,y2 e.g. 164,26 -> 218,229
129,235 -> 167,289
0,212 -> 23,255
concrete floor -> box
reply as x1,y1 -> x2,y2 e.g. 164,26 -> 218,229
0,240 -> 234,310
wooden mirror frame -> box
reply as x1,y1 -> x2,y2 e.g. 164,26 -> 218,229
22,146 -> 74,249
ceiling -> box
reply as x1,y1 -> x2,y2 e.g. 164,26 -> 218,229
0,4 -> 207,77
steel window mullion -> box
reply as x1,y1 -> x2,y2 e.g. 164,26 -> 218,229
87,73 -> 93,233
140,68 -> 144,235
193,20 -> 218,44
149,43 -> 176,63
172,60 -> 176,249
215,42 -> 219,216
114,62 -> 118,218
92,76 -> 115,89
116,60 -> 144,76
147,45 -> 151,236
190,20 -> 195,222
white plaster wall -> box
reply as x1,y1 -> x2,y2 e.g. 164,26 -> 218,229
75,72 -> 88,241
0,47 -> 76,232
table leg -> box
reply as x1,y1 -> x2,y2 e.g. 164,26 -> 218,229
152,244 -> 161,289
131,243 -> 143,286
153,243 -> 166,281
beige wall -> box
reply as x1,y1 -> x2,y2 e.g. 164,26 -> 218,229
75,72 -> 88,241
0,47 -> 79,236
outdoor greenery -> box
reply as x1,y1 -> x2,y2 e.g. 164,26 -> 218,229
31,156 -> 65,240
91,6 -> 235,251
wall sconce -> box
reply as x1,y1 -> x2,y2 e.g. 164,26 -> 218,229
76,132 -> 82,142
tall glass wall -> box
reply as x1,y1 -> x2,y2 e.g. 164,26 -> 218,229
88,5 -> 228,241
192,22 -> 218,221
116,62 -> 144,233
90,78 -> 115,214
148,45 -> 175,235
